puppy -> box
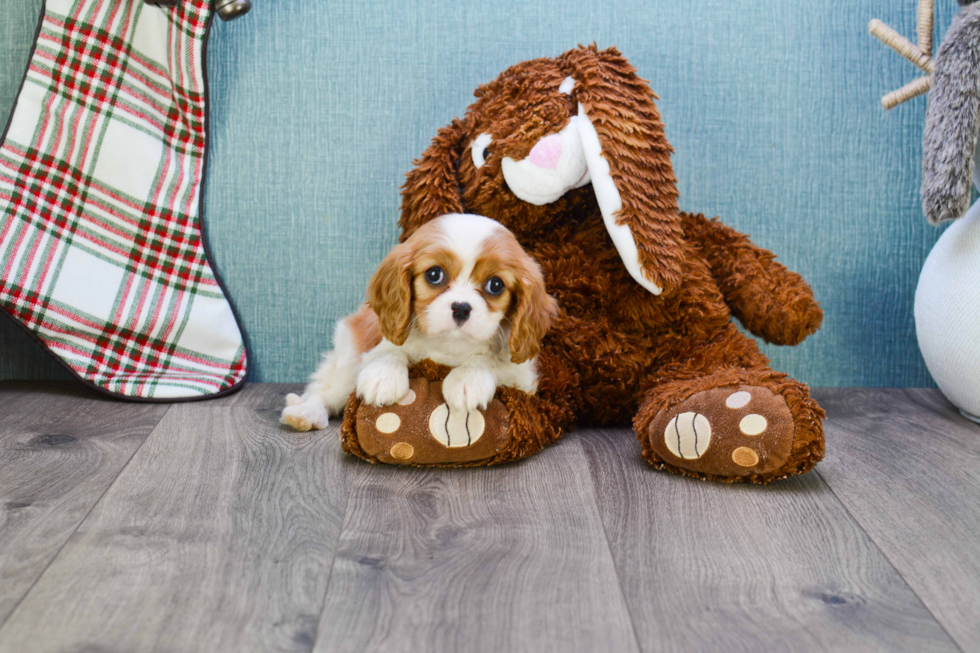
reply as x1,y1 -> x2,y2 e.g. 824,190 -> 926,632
281,213 -> 559,432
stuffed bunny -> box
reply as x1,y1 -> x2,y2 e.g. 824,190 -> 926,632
342,46 -> 825,483
917,0 -> 980,420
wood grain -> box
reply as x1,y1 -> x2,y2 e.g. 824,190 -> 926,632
3,384 -> 978,652
314,438 -> 639,653
0,382 -> 168,627
0,384 -> 352,653
818,387 -> 980,650
206,382 -> 305,408
578,427 -> 958,653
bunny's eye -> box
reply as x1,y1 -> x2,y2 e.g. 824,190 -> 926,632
471,133 -> 493,169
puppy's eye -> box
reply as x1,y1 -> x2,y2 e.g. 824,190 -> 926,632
484,276 -> 505,295
425,266 -> 445,285
471,132 -> 493,169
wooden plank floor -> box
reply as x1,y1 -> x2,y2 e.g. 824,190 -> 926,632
0,383 -> 976,652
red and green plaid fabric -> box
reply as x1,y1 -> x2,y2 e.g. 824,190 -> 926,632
0,0 -> 248,399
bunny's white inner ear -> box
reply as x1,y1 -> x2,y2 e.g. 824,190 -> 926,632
471,133 -> 493,169
576,102 -> 663,296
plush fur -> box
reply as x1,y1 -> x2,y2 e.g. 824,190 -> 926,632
345,45 -> 825,483
923,3 -> 980,224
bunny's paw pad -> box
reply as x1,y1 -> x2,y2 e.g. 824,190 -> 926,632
645,385 -> 795,478
353,377 -> 510,466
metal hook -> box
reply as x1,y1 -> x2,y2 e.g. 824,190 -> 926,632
143,0 -> 251,21
215,0 -> 251,20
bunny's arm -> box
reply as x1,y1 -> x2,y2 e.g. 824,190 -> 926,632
680,212 -> 822,346
923,3 -> 980,224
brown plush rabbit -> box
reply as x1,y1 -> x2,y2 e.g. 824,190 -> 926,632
342,45 -> 825,483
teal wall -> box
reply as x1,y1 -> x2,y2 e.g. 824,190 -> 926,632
0,0 -> 959,387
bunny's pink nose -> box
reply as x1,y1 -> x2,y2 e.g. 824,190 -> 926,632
528,134 -> 563,170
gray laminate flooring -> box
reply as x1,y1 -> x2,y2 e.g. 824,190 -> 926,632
0,383 -> 976,653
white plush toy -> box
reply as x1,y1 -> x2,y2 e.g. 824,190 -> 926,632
915,153 -> 980,422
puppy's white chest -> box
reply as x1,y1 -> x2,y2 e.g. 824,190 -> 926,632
401,333 -> 497,367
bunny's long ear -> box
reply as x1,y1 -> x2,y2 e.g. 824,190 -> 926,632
399,118 -> 467,239
561,45 -> 685,296
923,4 -> 980,224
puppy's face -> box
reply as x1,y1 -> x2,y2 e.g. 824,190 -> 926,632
367,214 -> 558,363
411,220 -> 515,342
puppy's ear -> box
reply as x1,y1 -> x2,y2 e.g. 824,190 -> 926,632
509,258 -> 560,364
367,242 -> 414,346
561,45 -> 685,296
399,118 -> 467,240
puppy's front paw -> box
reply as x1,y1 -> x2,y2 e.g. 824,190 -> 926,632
281,400 -> 329,432
442,366 -> 497,412
357,360 -> 410,407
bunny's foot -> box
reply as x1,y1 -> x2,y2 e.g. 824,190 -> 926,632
635,369 -> 825,483
341,359 -> 570,467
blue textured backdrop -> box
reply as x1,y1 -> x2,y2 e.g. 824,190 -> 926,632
0,0 -> 958,387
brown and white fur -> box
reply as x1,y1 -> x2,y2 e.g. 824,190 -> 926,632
280,213 -> 558,432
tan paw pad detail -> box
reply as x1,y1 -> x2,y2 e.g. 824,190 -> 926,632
732,446 -> 760,467
396,389 -> 416,405
389,442 -> 414,460
664,412 -> 712,460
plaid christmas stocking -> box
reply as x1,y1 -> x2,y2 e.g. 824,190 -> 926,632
0,0 -> 248,400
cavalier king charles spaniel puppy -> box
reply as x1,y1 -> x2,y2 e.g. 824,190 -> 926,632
281,213 -> 559,431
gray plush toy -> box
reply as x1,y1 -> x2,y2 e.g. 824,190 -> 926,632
923,0 -> 980,223
872,0 -> 980,422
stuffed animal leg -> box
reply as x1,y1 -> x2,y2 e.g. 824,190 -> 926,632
340,352 -> 579,467
633,323 -> 825,484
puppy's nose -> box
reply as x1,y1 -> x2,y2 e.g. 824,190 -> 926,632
528,134 -> 562,170
451,302 -> 472,324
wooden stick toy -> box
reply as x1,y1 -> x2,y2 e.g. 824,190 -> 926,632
869,0 -> 934,109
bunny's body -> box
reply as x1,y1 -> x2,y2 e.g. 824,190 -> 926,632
341,46 -> 826,482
